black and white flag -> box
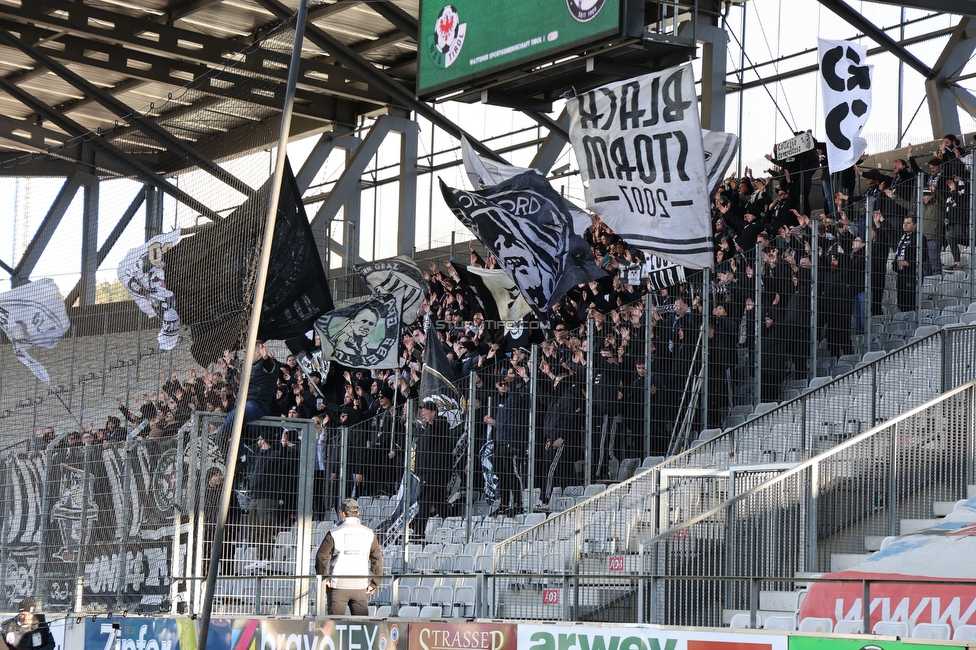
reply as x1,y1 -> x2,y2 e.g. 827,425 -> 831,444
819,38 -> 872,174
0,278 -> 70,386
357,256 -> 427,325
567,62 -> 713,269
418,313 -> 467,505
163,159 -> 332,366
418,314 -> 463,428
452,264 -> 531,332
702,129 -> 739,201
313,294 -> 401,370
440,172 -> 604,314
460,136 -> 594,236
118,230 -> 181,351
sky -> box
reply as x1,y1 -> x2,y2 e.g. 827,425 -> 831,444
0,0 -> 973,296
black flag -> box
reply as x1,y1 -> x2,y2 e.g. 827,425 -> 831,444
440,172 -> 604,315
163,160 -> 332,366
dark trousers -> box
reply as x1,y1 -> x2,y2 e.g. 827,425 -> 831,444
328,587 -> 368,615
496,443 -> 526,509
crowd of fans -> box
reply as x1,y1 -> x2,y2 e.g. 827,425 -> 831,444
19,132 -> 973,541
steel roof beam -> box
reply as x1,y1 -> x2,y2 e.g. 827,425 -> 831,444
64,187 -> 146,307
0,74 -> 219,219
0,25 -> 254,198
255,0 -> 507,164
11,172 -> 82,286
817,0 -> 935,79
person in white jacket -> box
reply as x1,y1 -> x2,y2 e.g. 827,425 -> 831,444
315,498 -> 383,615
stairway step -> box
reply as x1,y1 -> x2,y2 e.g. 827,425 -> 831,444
900,518 -> 939,534
722,609 -> 785,625
831,553 -> 872,572
933,500 -> 962,517
760,590 -> 803,611
793,572 -> 823,588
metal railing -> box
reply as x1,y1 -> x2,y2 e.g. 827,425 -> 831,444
492,323 -> 976,579
637,379 -> 976,627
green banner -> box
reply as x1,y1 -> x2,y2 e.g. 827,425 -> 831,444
417,0 -> 621,96
790,637 -> 958,649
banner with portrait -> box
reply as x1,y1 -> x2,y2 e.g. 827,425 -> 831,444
0,278 -> 70,386
439,172 -> 604,315
460,135 -> 593,236
313,295 -> 401,370
119,229 -> 182,351
358,256 -> 427,326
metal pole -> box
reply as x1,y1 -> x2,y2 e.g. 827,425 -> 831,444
528,345 -> 538,510
198,4 -> 311,647
810,216 -> 820,379
75,444 -> 93,612
68,325 -> 77,410
465,372 -> 475,541
915,172 -> 924,316
969,159 -> 975,301
754,245 -> 762,405
644,296 -> 653,458
403,400 -> 414,562
701,269 -> 710,431
339,426 -> 349,504
585,318 -> 594,486
101,311 -> 108,396
864,196 -> 874,347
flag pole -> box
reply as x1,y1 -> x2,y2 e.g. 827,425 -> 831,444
197,1 -> 310,646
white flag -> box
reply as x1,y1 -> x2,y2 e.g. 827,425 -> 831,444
567,63 -> 713,269
118,230 -> 181,350
818,38 -> 872,174
0,278 -> 69,385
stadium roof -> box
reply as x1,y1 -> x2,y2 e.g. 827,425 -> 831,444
0,0 -> 728,178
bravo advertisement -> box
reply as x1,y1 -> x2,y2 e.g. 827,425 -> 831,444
518,625 -> 788,650
204,619 -> 402,650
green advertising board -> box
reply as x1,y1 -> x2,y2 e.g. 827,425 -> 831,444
417,0 -> 627,97
790,637 -> 960,649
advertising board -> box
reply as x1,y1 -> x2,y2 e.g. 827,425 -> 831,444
518,624 -> 788,650
417,0 -> 631,97
409,621 -> 517,650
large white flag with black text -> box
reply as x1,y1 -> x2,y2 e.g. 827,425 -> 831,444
818,38 -> 872,174
567,63 -> 713,269
0,278 -> 70,386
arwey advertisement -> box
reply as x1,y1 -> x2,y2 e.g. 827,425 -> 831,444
518,625 -> 788,650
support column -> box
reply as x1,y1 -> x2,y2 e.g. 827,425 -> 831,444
395,110 -> 419,256
145,185 -> 164,240
925,17 -> 976,139
678,21 -> 727,131
79,160 -> 99,306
